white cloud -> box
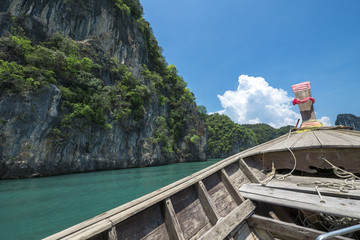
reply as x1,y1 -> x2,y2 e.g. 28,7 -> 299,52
319,116 -> 331,126
217,75 -> 331,128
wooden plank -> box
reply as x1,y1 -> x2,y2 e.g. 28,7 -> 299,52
238,158 -> 261,183
196,181 -> 220,226
114,203 -> 169,240
267,175 -> 360,199
291,131 -> 321,149
198,199 -> 255,240
248,214 -> 353,240
220,169 -> 245,205
171,187 -> 211,240
294,88 -> 316,122
239,184 -> 360,219
257,148 -> 360,173
337,129 -> 360,137
314,130 -> 352,148
62,219 -> 112,240
224,162 -> 251,189
262,131 -> 305,153
203,173 -> 238,218
321,130 -> 360,146
108,227 -> 117,240
239,134 -> 289,158
164,198 -> 185,240
232,222 -> 255,240
250,227 -> 274,240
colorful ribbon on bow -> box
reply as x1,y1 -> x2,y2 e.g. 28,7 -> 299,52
292,97 -> 315,105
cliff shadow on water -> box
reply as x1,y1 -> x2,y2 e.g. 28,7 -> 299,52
0,0 -> 207,179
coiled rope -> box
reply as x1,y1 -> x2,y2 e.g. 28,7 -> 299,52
261,128 -> 296,185
317,156 -> 360,193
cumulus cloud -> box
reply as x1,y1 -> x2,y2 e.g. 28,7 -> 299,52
319,116 -> 331,126
217,75 -> 330,128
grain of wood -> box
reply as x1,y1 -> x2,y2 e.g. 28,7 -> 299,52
294,88 -> 316,122
171,187 -> 211,239
196,181 -> 220,225
203,173 -> 237,218
240,184 -> 360,219
198,199 -> 255,240
248,214 -> 353,240
267,175 -> 360,199
164,198 -> 185,240
220,169 -> 245,205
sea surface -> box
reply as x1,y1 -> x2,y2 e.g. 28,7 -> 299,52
0,159 -> 222,239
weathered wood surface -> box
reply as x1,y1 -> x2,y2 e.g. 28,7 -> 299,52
238,158 -> 262,183
266,175 -> 360,199
203,173 -> 237,218
198,199 -> 255,240
294,88 -> 316,122
250,227 -> 274,240
224,162 -> 251,189
220,169 -> 245,205
114,204 -> 169,240
195,181 -> 220,226
235,128 -> 360,161
239,184 -> 360,219
314,130 -> 351,148
171,186 -> 212,240
232,222 -> 256,240
164,198 -> 184,240
253,148 -> 360,173
259,129 -> 360,154
248,214 -> 353,240
61,219 -> 112,240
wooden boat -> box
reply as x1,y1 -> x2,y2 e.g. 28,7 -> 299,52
45,82 -> 360,240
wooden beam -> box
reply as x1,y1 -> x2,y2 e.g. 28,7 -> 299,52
198,199 -> 255,240
238,158 -> 295,223
250,227 -> 274,240
196,181 -> 220,226
220,169 -> 245,205
108,226 -> 117,240
267,175 -> 360,200
231,222 -> 256,240
248,214 -> 353,240
240,184 -> 360,219
238,158 -> 260,183
164,197 -> 185,240
61,219 -> 112,240
293,88 -> 316,122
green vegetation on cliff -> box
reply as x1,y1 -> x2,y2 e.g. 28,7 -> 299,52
242,123 -> 291,144
206,113 -> 256,158
206,113 -> 292,158
0,3 -> 203,157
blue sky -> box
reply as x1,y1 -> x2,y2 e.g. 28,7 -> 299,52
140,0 -> 360,127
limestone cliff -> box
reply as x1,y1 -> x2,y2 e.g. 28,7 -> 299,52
0,0 -> 207,179
335,114 -> 360,131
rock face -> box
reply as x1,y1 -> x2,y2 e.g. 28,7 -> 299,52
335,114 -> 360,131
0,0 -> 148,74
0,0 -> 207,179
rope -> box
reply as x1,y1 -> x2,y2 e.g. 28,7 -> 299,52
317,156 -> 360,193
261,160 -> 276,186
277,128 -> 297,181
321,156 -> 360,180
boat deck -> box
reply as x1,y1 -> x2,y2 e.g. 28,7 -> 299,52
45,128 -> 360,240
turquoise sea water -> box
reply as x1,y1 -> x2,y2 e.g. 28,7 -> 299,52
0,159 -> 222,239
